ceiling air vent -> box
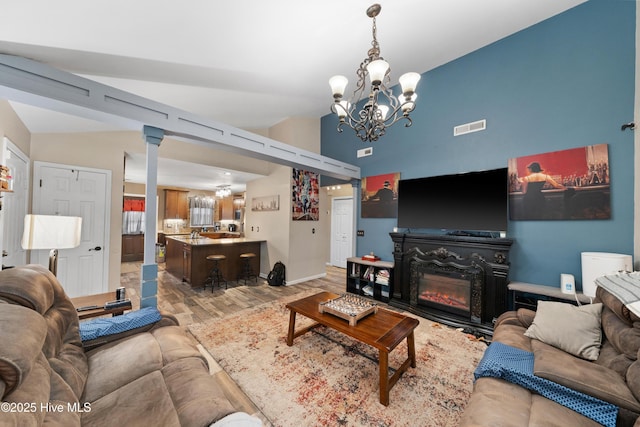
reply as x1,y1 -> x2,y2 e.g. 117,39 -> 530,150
454,119 -> 486,136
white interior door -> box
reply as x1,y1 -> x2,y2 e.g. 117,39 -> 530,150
33,162 -> 111,297
2,138 -> 29,268
330,197 -> 353,268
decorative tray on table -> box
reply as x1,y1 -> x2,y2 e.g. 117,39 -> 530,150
319,293 -> 377,326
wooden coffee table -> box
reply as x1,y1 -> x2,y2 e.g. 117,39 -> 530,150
286,291 -> 419,406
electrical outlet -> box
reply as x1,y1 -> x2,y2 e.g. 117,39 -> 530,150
357,230 -> 365,236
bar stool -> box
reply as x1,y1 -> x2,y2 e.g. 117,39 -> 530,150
238,252 -> 257,285
203,254 -> 227,291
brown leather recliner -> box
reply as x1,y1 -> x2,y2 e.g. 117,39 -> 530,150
0,264 -> 242,426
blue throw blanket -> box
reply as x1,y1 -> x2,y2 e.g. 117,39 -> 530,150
474,342 -> 617,427
79,307 -> 162,341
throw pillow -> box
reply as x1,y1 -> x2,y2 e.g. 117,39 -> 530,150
524,301 -> 603,361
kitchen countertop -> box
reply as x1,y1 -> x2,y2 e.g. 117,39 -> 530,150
166,235 -> 263,245
161,231 -> 242,236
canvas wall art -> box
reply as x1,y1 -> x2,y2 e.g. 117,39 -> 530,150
292,168 -> 319,221
251,195 -> 279,211
361,172 -> 400,218
508,144 -> 610,220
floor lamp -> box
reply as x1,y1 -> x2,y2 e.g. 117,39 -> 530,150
21,214 -> 82,276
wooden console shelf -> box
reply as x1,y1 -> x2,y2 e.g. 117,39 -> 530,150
508,281 -> 593,311
346,257 -> 393,303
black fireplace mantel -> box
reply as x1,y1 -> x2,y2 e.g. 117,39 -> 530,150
389,233 -> 513,336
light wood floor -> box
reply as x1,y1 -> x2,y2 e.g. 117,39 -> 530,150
119,262 -> 346,425
120,262 -> 345,326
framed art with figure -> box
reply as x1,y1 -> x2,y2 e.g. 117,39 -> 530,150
361,172 -> 400,218
508,144 -> 610,220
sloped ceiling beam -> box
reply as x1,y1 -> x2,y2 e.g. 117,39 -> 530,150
0,54 -> 360,181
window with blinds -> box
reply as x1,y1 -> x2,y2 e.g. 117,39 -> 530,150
189,196 -> 215,227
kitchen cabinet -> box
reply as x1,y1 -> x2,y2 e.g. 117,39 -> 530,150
164,190 -> 188,219
122,234 -> 144,262
165,236 -> 264,287
219,196 -> 234,220
165,237 -> 192,283
182,244 -> 192,283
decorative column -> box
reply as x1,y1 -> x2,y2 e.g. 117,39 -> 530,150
350,178 -> 361,258
140,125 -> 164,308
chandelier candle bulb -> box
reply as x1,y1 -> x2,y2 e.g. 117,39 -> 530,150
399,72 -> 421,95
329,75 -> 348,98
366,59 -> 389,85
377,105 -> 389,120
400,94 -> 417,113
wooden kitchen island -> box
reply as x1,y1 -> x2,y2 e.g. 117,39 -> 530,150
165,236 -> 265,287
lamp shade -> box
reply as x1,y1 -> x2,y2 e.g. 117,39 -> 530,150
399,93 -> 417,112
329,75 -> 349,98
399,72 -> 421,95
376,104 -> 390,120
366,60 -> 389,85
22,215 -> 82,250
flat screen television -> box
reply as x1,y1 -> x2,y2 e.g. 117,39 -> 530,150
397,168 -> 508,233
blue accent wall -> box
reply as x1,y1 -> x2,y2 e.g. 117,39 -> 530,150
321,1 -> 636,289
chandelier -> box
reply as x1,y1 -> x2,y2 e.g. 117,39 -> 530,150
329,4 -> 421,143
215,185 -> 231,198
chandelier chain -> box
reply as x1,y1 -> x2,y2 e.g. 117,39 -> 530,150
369,16 -> 379,59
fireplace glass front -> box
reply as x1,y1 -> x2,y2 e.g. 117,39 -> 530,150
417,270 -> 471,316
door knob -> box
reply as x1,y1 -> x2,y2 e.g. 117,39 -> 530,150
89,246 -> 102,251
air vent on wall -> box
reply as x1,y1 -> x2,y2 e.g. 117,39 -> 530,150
357,147 -> 373,158
454,119 -> 486,136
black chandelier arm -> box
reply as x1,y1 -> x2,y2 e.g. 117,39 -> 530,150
376,83 -> 400,110
387,112 -> 413,129
373,108 -> 413,132
353,117 -> 386,143
351,54 -> 381,105
333,105 -> 384,142
331,96 -> 416,142
338,112 -> 411,143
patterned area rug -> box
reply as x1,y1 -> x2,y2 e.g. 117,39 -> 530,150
189,291 -> 487,427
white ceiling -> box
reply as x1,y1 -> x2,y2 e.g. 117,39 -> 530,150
124,153 -> 264,193
0,0 -> 586,189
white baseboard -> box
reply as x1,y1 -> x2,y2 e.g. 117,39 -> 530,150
284,272 -> 327,286
325,262 -> 346,269
258,271 -> 327,286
